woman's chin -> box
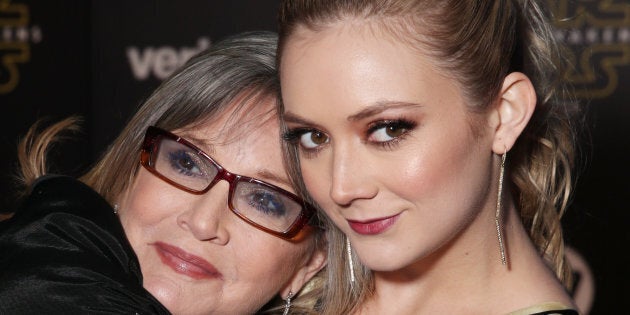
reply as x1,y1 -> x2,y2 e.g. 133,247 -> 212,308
143,276 -> 184,312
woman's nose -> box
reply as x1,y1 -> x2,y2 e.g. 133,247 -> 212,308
329,145 -> 378,206
176,181 -> 231,245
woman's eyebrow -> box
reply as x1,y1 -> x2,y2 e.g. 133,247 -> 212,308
177,131 -> 216,155
283,101 -> 422,125
347,101 -> 423,122
178,133 -> 292,188
283,111 -> 315,125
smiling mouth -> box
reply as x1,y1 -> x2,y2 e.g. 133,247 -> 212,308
347,213 -> 400,235
153,242 -> 223,280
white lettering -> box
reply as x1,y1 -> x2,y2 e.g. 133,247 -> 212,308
603,27 -> 615,44
0,26 -> 42,43
16,27 -> 28,42
153,47 -> 178,80
567,28 -> 583,45
553,29 -> 566,42
126,37 -> 212,81
558,27 -> 630,46
31,25 -> 42,43
127,47 -> 154,80
585,27 -> 598,44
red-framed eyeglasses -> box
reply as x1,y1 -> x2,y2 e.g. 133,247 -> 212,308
140,126 -> 315,240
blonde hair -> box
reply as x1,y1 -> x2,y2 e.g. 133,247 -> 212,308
16,31 -> 324,314
278,0 -> 581,313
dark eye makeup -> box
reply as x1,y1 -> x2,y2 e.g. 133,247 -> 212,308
367,119 -> 416,138
282,116 -> 418,157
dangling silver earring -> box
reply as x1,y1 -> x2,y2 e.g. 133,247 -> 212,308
495,150 -> 507,266
346,236 -> 356,287
283,291 -> 293,315
113,204 -> 119,215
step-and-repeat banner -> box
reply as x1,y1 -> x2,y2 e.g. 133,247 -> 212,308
1,1 -> 628,314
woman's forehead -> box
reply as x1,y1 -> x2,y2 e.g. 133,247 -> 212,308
176,97 -> 279,151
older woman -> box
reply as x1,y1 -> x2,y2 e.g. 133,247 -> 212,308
0,31 -> 325,314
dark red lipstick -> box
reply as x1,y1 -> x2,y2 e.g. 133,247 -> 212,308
154,242 -> 222,280
347,213 -> 400,235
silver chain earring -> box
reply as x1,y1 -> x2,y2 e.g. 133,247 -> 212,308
113,204 -> 119,215
495,150 -> 507,266
283,291 -> 293,315
346,236 -> 356,287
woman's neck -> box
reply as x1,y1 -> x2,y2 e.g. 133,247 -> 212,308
355,202 -> 574,315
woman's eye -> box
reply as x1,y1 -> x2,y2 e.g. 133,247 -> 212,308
248,190 -> 287,217
169,150 -> 204,176
368,120 -> 415,143
299,130 -> 329,149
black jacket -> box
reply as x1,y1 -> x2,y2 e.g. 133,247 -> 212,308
0,175 -> 170,314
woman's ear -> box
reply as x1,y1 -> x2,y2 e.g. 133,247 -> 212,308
280,243 -> 327,298
491,72 -> 537,154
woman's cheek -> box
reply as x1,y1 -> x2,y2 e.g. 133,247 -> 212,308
301,162 -> 328,204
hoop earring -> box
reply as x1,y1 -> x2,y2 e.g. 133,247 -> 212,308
283,291 -> 293,315
113,204 -> 119,215
346,236 -> 356,287
495,150 -> 507,266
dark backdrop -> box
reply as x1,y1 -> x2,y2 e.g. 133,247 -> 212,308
1,1 -> 627,314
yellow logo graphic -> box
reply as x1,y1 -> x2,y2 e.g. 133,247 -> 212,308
0,0 -> 31,94
551,0 -> 630,99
